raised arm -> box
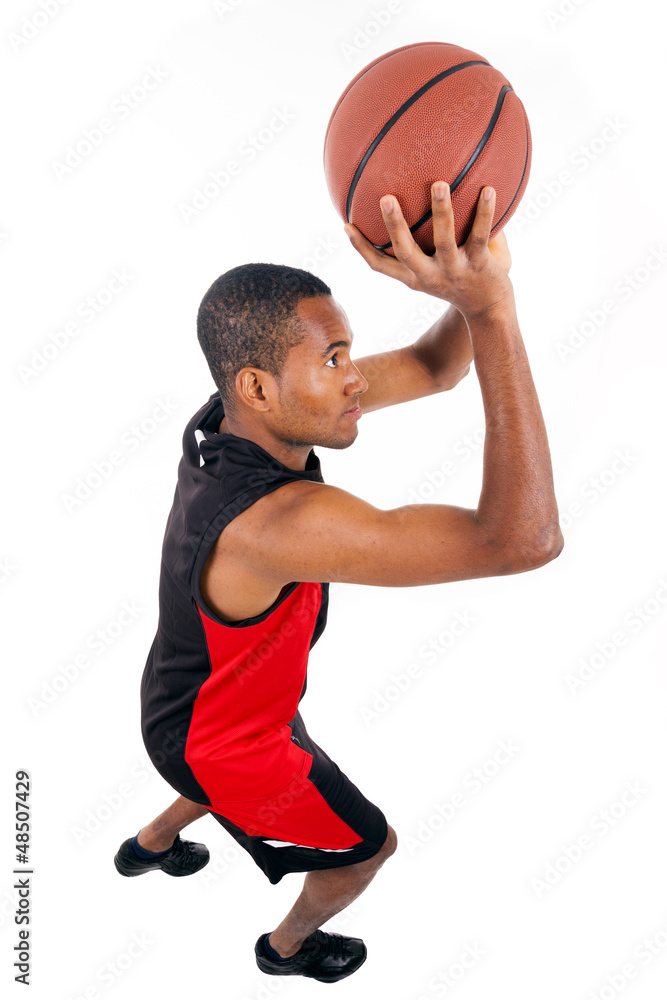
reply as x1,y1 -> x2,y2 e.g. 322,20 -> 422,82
217,182 -> 563,589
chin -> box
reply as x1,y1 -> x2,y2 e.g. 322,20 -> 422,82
319,427 -> 359,451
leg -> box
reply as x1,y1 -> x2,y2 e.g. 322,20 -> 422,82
136,795 -> 209,852
268,824 -> 397,958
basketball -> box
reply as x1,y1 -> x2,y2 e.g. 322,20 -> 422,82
323,41 -> 532,256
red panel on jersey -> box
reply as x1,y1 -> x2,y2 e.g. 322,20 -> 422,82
186,582 -> 321,801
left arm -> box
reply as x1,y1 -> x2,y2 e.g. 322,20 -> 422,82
354,304 -> 473,414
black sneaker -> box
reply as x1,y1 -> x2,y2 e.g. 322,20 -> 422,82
255,930 -> 367,983
114,835 -> 209,877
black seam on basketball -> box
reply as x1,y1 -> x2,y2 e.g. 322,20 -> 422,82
373,84 -> 514,252
344,60 -> 490,222
325,42 -> 464,142
491,112 -> 530,235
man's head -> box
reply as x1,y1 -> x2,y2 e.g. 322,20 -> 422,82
197,263 -> 368,453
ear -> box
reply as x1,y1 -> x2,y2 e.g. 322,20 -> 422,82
234,367 -> 279,413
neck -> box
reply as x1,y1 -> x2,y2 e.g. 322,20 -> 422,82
218,414 -> 312,472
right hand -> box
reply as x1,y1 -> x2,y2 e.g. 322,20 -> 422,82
344,181 -> 515,321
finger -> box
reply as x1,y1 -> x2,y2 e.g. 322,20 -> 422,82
379,194 -> 426,271
343,222 -> 416,284
464,186 -> 496,260
431,181 -> 457,256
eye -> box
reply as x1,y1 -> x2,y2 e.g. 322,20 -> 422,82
325,352 -> 338,368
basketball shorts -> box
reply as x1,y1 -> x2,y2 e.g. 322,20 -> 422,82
201,710 -> 388,884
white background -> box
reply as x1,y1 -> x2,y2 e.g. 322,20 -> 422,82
2,1 -> 667,998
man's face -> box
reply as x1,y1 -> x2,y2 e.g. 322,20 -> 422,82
271,296 -> 369,450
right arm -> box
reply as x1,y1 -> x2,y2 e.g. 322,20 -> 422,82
220,182 -> 563,589
468,300 -> 562,571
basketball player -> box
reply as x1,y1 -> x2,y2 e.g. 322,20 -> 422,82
114,183 -> 563,983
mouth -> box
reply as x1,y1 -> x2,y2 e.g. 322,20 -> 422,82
343,402 -> 362,419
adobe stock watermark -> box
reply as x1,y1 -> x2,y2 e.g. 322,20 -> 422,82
530,780 -> 648,898
198,845 -> 243,890
379,75 -> 501,200
322,902 -> 361,935
17,268 -> 134,385
359,609 -> 477,726
70,759 -> 153,847
52,66 -> 168,180
27,600 -> 144,716
244,772 -> 314,839
238,970 -> 289,1000
229,584 -> 325,688
212,0 -> 246,16
297,233 -> 341,273
415,942 -> 486,999
565,576 -> 667,695
405,739 -> 521,856
559,447 -> 639,534
0,884 -> 20,932
509,117 -> 628,234
545,0 -> 592,29
63,933 -> 154,1000
359,610 -> 476,725
364,298 -> 461,395
584,912 -> 667,1000
339,2 -> 403,62
178,107 -> 296,223
406,425 -> 485,504
0,557 -> 17,585
61,396 -> 178,514
7,0 -> 74,53
554,245 -> 667,361
378,299 -> 444,353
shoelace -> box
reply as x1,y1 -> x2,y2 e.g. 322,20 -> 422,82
309,931 -> 347,958
175,839 -> 194,861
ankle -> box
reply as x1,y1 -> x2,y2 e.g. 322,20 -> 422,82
267,931 -> 304,959
136,826 -> 177,853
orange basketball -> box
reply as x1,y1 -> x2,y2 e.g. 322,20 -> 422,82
323,41 -> 532,256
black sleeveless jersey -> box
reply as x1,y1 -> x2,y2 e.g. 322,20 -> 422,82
140,391 -> 329,805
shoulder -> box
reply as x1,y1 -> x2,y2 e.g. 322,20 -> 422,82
201,480 -> 331,620
224,479 -> 326,540
212,478 -> 381,569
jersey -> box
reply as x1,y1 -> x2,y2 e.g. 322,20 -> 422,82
140,390 -> 329,807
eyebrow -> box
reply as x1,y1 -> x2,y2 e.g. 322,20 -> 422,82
320,339 -> 350,357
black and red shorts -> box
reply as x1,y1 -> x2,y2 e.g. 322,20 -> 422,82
196,710 -> 387,884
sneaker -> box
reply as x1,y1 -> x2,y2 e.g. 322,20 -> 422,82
255,929 -> 367,983
114,835 -> 209,877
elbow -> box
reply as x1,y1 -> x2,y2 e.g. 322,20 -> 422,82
483,523 -> 564,575
513,524 -> 565,572
438,363 -> 472,392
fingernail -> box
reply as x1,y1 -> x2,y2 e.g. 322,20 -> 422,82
434,182 -> 447,200
484,187 -> 494,201
381,197 -> 393,213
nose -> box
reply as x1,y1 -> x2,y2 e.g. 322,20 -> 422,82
346,361 -> 368,395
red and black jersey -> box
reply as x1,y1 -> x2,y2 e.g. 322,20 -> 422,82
140,391 -> 329,806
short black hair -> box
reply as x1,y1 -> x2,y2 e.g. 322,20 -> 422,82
197,262 -> 332,409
